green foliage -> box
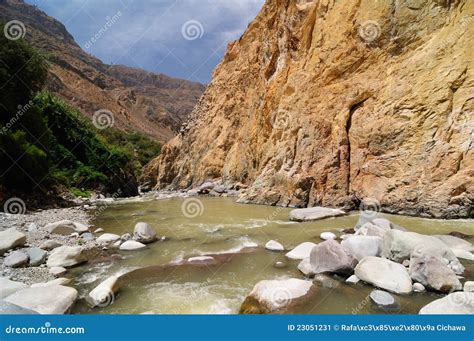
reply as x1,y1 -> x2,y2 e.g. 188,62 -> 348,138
70,187 -> 93,198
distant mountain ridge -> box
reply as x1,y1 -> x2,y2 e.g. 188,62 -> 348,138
0,0 -> 205,141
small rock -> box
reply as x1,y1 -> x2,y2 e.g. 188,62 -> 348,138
274,261 -> 286,269
111,240 -> 122,248
320,232 -> 336,240
0,228 -> 26,255
413,283 -> 426,292
96,233 -> 121,244
121,233 -> 132,241
49,267 -> 67,277
4,285 -> 78,314
26,247 -> 47,266
297,258 -> 315,277
370,290 -> 395,307
0,277 -> 28,299
27,223 -> 38,232
452,249 -> 474,261
119,240 -> 146,251
133,222 -> 157,243
402,259 -> 410,267
289,207 -> 345,222
285,242 -> 317,260
4,250 -> 29,268
44,220 -> 89,235
46,246 -> 85,268
265,240 -> 284,251
39,240 -> 62,250
346,275 -> 360,284
70,232 -> 80,238
81,232 -> 94,241
94,228 -> 104,233
87,276 -> 120,307
463,281 -> 474,292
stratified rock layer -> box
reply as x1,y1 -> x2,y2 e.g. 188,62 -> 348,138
143,0 -> 473,218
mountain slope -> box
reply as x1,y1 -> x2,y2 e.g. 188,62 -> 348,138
0,0 -> 205,141
144,0 -> 473,218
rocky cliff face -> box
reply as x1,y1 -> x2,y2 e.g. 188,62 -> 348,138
0,0 -> 205,141
143,0 -> 473,218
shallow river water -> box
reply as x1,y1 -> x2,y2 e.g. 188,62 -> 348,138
71,197 -> 474,314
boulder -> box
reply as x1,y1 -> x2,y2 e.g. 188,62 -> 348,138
96,233 -> 121,244
4,250 -> 28,268
26,247 -> 47,266
239,278 -> 314,313
46,246 -> 85,268
119,240 -> 146,251
309,240 -> 357,274
382,230 -> 464,274
285,242 -> 317,260
31,278 -> 72,287
4,285 -> 78,314
87,276 -> 120,307
0,300 -> 38,314
433,235 -> 474,251
187,256 -> 216,264
44,220 -> 89,235
464,281 -> 474,292
355,223 -> 387,238
341,235 -> 382,261
39,240 -> 62,250
133,222 -> 157,243
49,267 -> 67,277
369,290 -> 396,307
297,258 -> 315,277
346,275 -> 360,284
265,240 -> 284,251
320,232 -> 336,240
409,255 -> 462,293
0,277 -> 28,299
355,256 -> 412,294
0,228 -> 26,255
419,292 -> 474,314
289,207 -> 345,222
413,283 -> 426,292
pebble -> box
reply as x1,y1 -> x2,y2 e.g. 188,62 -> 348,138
413,283 -> 426,292
369,290 -> 396,307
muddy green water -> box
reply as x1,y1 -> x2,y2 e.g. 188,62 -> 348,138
71,197 -> 474,314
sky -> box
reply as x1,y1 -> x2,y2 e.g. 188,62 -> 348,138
25,0 -> 264,84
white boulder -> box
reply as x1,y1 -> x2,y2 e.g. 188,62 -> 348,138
119,240 -> 146,251
265,240 -> 284,251
133,222 -> 157,243
96,233 -> 121,244
285,242 -> 317,260
409,254 -> 462,293
87,276 -> 120,307
419,292 -> 474,314
341,235 -> 382,261
46,246 -> 85,268
0,228 -> 26,255
320,232 -> 336,240
44,220 -> 89,235
289,207 -> 345,222
309,240 -> 357,274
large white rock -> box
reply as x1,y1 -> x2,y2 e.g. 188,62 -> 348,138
46,246 -> 85,268
341,235 -> 382,261
409,255 -> 462,293
87,276 -> 120,307
26,247 -> 47,266
419,292 -> 474,314
452,249 -> 474,261
4,285 -> 78,314
285,242 -> 317,260
0,228 -> 26,255
96,233 -> 121,244
309,240 -> 357,274
382,230 -> 464,274
119,240 -> 146,251
0,277 -> 28,299
265,240 -> 284,251
44,220 -> 89,235
289,207 -> 345,222
355,256 -> 413,294
240,278 -> 314,313
133,222 -> 157,243
433,235 -> 474,251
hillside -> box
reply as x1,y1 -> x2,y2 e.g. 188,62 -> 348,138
0,0 -> 205,141
143,0 -> 473,218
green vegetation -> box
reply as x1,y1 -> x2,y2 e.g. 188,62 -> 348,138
0,24 -> 160,198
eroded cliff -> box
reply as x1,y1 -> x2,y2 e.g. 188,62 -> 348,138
143,0 -> 473,218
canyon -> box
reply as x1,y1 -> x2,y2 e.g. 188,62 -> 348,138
143,0 -> 474,218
